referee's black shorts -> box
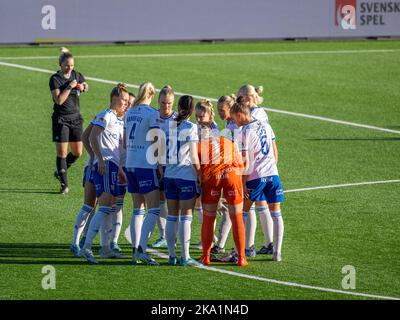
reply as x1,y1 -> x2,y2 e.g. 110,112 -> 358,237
52,113 -> 83,143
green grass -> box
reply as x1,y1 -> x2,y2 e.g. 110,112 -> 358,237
0,40 -> 399,300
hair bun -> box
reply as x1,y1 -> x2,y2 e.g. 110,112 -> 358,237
60,47 -> 69,53
255,86 -> 264,94
117,83 -> 127,90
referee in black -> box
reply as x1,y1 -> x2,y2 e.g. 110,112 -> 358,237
49,47 -> 88,194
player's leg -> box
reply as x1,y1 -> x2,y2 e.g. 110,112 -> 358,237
52,116 -> 69,194
201,203 -> 218,265
67,116 -> 83,169
164,177 -> 179,265
55,141 -> 69,194
70,173 -> 97,256
178,179 -> 202,266
214,197 -> 231,253
194,197 -> 203,249
110,195 -> 124,252
67,141 -> 82,168
256,201 -> 274,255
80,161 -> 119,263
243,199 -> 257,257
224,174 -> 247,266
152,190 -> 167,248
99,197 -> 116,257
266,176 -> 285,262
125,169 -> 145,256
130,193 -> 146,250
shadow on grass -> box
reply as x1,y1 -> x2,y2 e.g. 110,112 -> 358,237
0,188 -> 60,195
0,243 -> 134,266
305,137 -> 400,141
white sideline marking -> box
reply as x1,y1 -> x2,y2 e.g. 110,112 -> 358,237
286,179 -> 400,193
1,61 -> 399,135
0,48 -> 400,60
146,249 -> 399,300
128,178 -> 400,301
263,108 -> 400,134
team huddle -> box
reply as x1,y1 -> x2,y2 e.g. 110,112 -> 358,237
50,48 -> 285,267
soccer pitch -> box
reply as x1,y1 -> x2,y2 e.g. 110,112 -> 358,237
0,40 -> 399,300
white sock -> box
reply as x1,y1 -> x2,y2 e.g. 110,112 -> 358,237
71,204 -> 93,246
217,212 -> 231,249
256,206 -> 273,246
82,207 -> 96,237
83,206 -> 112,250
166,215 -> 178,258
271,211 -> 284,255
157,200 -> 167,239
130,208 -> 145,249
110,198 -> 124,244
195,207 -> 203,224
138,208 -> 160,252
179,215 -> 192,260
245,206 -> 257,249
100,208 -> 113,249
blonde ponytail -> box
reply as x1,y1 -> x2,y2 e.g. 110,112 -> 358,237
133,82 -> 156,106
59,47 -> 73,66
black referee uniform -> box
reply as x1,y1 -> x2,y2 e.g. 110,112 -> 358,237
49,69 -> 85,142
49,69 -> 85,192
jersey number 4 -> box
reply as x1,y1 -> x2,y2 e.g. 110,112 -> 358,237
129,123 -> 137,140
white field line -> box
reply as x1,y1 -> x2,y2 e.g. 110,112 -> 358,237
146,249 -> 399,301
0,48 -> 400,60
1,61 -> 400,135
144,178 -> 400,301
285,179 -> 400,193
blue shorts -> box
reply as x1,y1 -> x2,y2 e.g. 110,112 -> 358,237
164,178 -> 200,200
92,161 -> 120,197
126,168 -> 159,194
246,175 -> 284,203
82,165 -> 94,187
116,167 -> 127,197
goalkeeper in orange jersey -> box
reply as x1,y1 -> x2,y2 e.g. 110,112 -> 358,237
196,100 -> 248,267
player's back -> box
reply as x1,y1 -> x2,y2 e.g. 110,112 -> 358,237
164,120 -> 198,181
125,104 -> 159,169
199,135 -> 243,178
241,120 -> 278,181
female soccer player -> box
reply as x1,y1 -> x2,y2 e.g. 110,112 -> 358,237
194,100 -> 227,250
79,84 -> 129,264
124,82 -> 161,266
164,95 -> 202,266
49,47 -> 89,194
231,87 -> 275,257
198,103 -> 248,267
230,97 -> 284,262
152,85 -> 178,248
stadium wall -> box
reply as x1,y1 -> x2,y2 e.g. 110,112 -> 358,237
0,0 -> 399,44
